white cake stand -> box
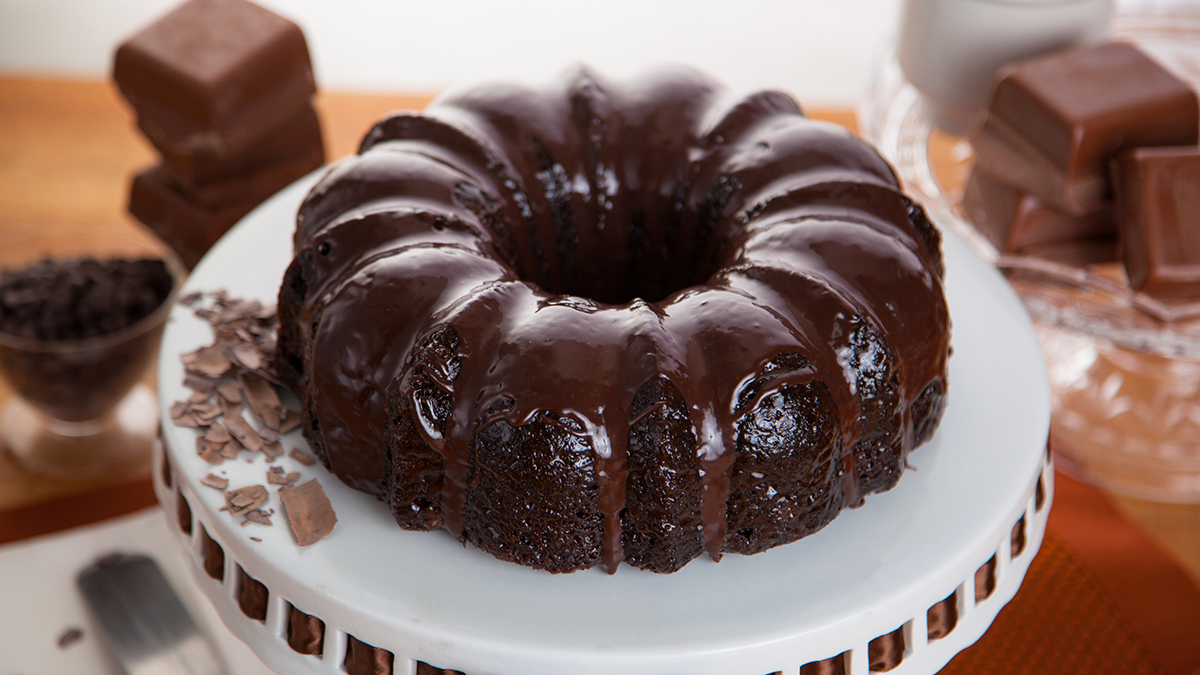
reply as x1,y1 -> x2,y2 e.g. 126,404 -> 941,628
154,172 -> 1051,675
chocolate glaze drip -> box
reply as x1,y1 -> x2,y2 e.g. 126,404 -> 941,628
280,66 -> 950,573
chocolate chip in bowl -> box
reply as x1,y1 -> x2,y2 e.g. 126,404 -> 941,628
0,226 -> 185,480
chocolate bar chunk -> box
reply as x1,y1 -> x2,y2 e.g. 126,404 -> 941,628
160,142 -> 322,209
963,166 -> 1117,263
973,42 -> 1198,215
159,104 -> 324,185
1113,145 -> 1200,298
130,149 -> 320,266
113,0 -> 315,155
129,165 -> 259,269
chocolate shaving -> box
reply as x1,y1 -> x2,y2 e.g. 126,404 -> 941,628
279,479 -> 336,546
243,509 -> 273,526
204,424 -> 232,443
278,409 -> 302,433
217,381 -> 242,403
290,449 -> 316,466
180,412 -> 209,428
179,291 -> 203,306
57,627 -> 84,649
225,485 -> 268,516
170,293 -> 305,470
190,401 -> 222,420
239,370 -> 282,429
227,343 -> 264,372
261,441 -> 284,460
200,474 -> 229,489
250,537 -> 262,542
184,345 -> 232,378
219,396 -> 243,419
265,466 -> 301,486
183,374 -> 216,392
224,414 -> 263,452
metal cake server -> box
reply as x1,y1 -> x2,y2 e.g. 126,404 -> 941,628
77,553 -> 229,675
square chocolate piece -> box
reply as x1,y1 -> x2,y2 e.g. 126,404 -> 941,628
973,42 -> 1198,215
962,166 -> 1117,262
129,164 -> 261,269
160,138 -> 322,209
1113,145 -> 1200,298
113,0 -> 315,154
159,104 -> 325,186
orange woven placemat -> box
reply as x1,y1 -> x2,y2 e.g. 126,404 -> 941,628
941,472 -> 1200,675
941,533 -> 1165,675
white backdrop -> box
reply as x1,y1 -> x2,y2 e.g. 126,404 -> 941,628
0,0 -> 902,106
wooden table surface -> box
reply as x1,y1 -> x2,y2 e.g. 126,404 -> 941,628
0,73 -> 1197,587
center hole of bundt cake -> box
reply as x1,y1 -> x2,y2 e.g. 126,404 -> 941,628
529,211 -> 722,305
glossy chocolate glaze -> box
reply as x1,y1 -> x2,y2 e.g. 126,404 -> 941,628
279,66 -> 950,572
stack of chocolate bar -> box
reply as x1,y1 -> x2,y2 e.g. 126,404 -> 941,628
114,0 -> 325,269
964,42 -> 1200,298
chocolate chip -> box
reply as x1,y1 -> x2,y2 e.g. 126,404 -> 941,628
0,257 -> 172,340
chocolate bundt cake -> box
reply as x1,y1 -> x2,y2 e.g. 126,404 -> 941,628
277,66 -> 950,574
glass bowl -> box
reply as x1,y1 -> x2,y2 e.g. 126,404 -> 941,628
861,12 -> 1200,502
0,226 -> 186,480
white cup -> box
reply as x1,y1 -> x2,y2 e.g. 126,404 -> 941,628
898,0 -> 1114,134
